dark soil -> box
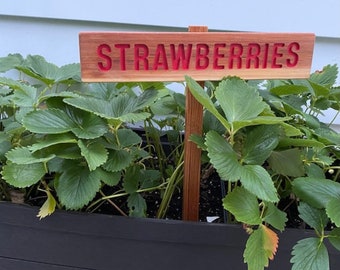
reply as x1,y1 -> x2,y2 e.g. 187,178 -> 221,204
87,169 -> 226,223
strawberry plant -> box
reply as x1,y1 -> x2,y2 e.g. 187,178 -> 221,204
186,64 -> 340,270
0,54 -> 185,218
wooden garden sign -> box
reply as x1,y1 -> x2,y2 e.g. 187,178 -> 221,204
79,26 -> 315,221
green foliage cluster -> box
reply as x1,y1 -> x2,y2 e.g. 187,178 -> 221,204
0,54 -> 185,218
186,65 -> 340,270
1,53 -> 340,270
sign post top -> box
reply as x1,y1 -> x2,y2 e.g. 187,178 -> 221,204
79,31 -> 315,82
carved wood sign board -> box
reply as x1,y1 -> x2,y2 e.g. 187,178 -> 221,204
79,32 -> 315,82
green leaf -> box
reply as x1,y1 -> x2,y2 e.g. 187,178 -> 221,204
6,147 -> 55,164
281,122 -> 303,137
291,238 -> 329,270
23,108 -> 74,134
282,94 -> 306,113
24,107 -> 107,139
57,63 -> 81,82
55,163 -> 102,209
12,84 -> 38,107
309,81 -> 330,98
97,169 -> 121,186
268,148 -> 305,177
304,113 -> 321,129
292,177 -> 340,209
47,157 -> 64,173
298,202 -> 328,234
139,169 -> 161,189
17,55 -> 80,84
123,165 -> 140,194
0,77 -> 38,107
86,83 -> 124,101
29,133 -> 77,152
270,84 -> 309,96
116,129 -> 142,148
150,95 -> 177,115
205,130 -> 241,181
0,53 -> 23,72
15,107 -> 34,123
216,77 -> 266,122
64,89 -> 158,124
232,116 -> 290,132
185,76 -> 230,130
244,224 -> 278,270
240,165 -> 279,202
242,125 -> 280,165
306,163 -> 325,179
42,92 -> 80,105
314,97 -> 332,110
0,77 -> 20,90
222,186 -> 261,225
135,89 -> 160,109
19,55 -> 59,84
330,89 -> 340,110
244,228 -> 268,270
68,109 -> 108,139
278,138 -> 325,148
189,134 -> 206,151
314,151 -> 334,166
44,144 -> 81,160
127,193 -> 147,217
314,126 -> 340,145
78,140 -> 108,171
102,149 -> 133,172
173,92 -> 186,111
0,140 -> 11,161
263,202 -> 287,231
309,64 -> 338,87
326,197 -> 340,227
203,110 -> 226,135
2,162 -> 45,187
329,228 -> 340,251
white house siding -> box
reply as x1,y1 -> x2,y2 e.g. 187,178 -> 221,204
1,0 -> 339,128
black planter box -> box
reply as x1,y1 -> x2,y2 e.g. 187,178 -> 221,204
0,202 -> 339,270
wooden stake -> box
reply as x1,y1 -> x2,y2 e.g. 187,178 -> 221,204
182,26 -> 208,221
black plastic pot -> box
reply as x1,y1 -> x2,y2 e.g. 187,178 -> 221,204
1,202 -> 339,270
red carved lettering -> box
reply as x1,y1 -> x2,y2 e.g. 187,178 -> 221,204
262,43 -> 269,68
134,44 -> 149,70
287,42 -> 300,67
153,44 -> 169,70
97,44 -> 112,71
114,44 -> 130,70
213,43 -> 225,69
96,40 -> 303,73
271,43 -> 284,68
170,44 -> 192,70
246,43 -> 261,68
195,43 -> 209,70
229,43 -> 243,69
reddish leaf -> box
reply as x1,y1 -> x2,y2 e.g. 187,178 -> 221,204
262,225 -> 279,260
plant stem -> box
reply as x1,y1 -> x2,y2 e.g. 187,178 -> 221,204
87,182 -> 168,211
99,190 -> 127,216
226,181 -> 233,223
328,109 -> 340,126
156,150 -> 184,219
